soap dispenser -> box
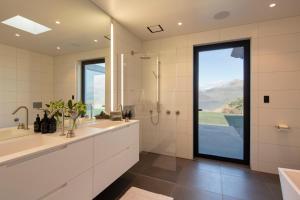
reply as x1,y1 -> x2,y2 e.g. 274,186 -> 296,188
48,116 -> 57,133
34,114 -> 41,133
41,111 -> 49,134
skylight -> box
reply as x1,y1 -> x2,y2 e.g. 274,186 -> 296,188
1,15 -> 51,35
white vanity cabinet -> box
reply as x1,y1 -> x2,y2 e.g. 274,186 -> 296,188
0,137 -> 93,200
93,123 -> 139,197
44,169 -> 93,200
0,121 -> 139,200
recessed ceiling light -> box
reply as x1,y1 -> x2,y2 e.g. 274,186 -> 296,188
1,15 -> 51,35
15,33 -> 20,37
94,39 -> 98,43
178,22 -> 183,26
55,21 -> 61,24
269,3 -> 276,8
56,46 -> 61,50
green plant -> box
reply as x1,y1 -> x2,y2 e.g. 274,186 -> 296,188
46,100 -> 66,126
66,100 -> 87,130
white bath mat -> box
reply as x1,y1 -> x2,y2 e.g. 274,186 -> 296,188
120,187 -> 173,200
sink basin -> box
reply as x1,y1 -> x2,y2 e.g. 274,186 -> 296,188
279,168 -> 300,200
0,128 -> 32,142
90,120 -> 125,129
0,134 -> 63,157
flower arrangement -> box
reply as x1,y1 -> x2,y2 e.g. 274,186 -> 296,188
45,99 -> 87,134
45,100 -> 65,128
66,100 -> 87,132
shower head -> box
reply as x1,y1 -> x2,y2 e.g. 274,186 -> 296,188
130,50 -> 151,59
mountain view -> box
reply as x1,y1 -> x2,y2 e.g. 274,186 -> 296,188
199,79 -> 243,112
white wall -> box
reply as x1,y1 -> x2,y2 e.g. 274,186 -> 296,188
140,15 -> 300,174
113,20 -> 142,108
53,48 -> 110,111
0,43 -> 54,128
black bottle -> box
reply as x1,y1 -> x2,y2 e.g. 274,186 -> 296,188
41,111 -> 49,134
34,114 -> 41,133
48,116 -> 57,133
128,110 -> 132,119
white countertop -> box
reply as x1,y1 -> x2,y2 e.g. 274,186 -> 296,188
0,119 -> 139,166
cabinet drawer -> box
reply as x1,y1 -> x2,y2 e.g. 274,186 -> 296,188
93,144 -> 139,197
0,138 -> 93,200
44,169 -> 93,200
94,123 -> 139,164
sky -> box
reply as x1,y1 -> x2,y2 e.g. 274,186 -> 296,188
198,48 -> 244,90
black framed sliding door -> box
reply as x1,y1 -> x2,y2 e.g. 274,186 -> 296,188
193,40 -> 250,164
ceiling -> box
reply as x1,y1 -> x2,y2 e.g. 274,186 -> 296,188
92,0 -> 300,40
0,0 -> 111,56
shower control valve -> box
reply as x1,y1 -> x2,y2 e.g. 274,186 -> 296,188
166,110 -> 171,115
175,110 -> 180,116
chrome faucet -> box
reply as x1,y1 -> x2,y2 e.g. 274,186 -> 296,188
49,108 -> 65,136
12,106 -> 29,130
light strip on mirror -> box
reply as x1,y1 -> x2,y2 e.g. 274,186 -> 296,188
110,22 -> 114,111
121,53 -> 124,107
156,57 -> 159,103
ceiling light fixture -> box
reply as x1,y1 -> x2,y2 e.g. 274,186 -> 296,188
269,3 -> 276,8
178,22 -> 183,26
55,21 -> 61,24
94,39 -> 98,43
56,46 -> 61,50
1,15 -> 51,35
15,33 -> 20,37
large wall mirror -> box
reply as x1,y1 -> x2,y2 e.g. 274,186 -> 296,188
0,0 -> 111,129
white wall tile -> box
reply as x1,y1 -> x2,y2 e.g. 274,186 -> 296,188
258,90 -> 300,109
259,126 -> 300,147
139,15 -> 300,173
258,16 -> 300,37
258,51 -> 300,72
258,71 -> 300,91
259,32 -> 300,55
258,108 -> 300,128
220,23 -> 258,41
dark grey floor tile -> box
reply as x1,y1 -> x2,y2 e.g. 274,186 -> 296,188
265,181 -> 283,200
222,174 -> 274,200
129,152 -> 160,174
188,158 -> 221,174
177,168 -> 222,194
93,175 -> 132,200
128,172 -> 176,196
220,162 -> 251,177
97,153 -> 282,200
172,185 -> 222,200
130,152 -> 188,183
222,195 -> 243,200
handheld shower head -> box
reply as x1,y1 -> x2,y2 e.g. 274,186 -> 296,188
152,71 -> 158,79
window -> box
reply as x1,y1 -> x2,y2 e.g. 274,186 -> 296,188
81,58 -> 105,117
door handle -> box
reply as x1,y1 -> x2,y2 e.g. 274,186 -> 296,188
198,109 -> 203,111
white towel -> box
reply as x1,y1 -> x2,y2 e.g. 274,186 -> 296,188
120,187 -> 173,200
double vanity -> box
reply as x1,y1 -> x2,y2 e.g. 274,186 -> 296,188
0,120 -> 139,200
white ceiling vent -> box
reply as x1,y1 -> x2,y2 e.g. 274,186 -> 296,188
147,25 -> 164,33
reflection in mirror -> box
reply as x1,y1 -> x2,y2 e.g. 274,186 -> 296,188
82,59 -> 106,117
0,0 -> 111,139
